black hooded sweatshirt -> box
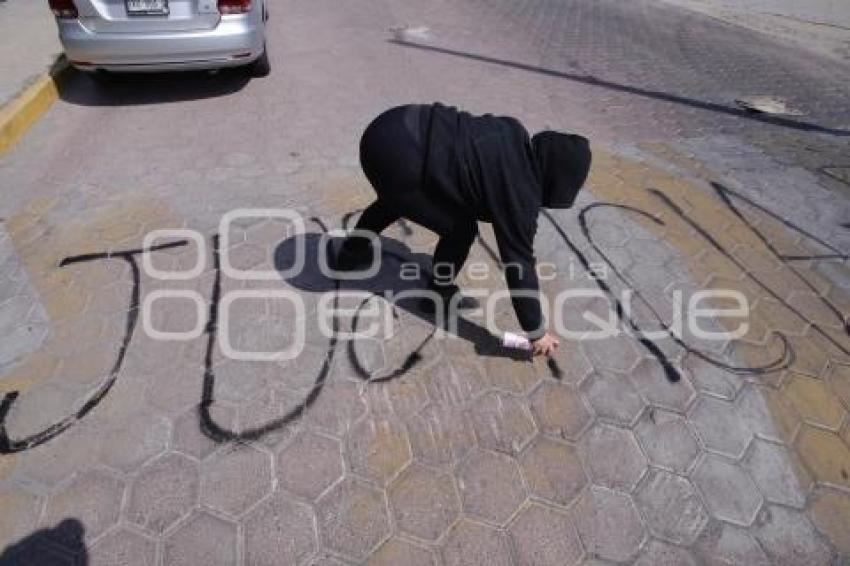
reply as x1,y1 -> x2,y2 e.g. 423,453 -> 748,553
420,103 -> 591,340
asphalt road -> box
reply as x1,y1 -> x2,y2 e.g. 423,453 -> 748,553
2,0 -> 849,225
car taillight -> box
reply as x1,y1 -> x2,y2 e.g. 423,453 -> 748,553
218,0 -> 251,14
48,0 -> 78,18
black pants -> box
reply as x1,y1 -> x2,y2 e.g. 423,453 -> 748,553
349,105 -> 478,286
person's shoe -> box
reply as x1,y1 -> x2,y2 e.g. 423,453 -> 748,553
329,238 -> 374,272
418,281 -> 480,313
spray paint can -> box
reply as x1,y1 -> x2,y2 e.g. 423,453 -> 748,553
502,331 -> 532,351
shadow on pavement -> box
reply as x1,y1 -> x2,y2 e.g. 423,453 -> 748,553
0,519 -> 87,566
58,66 -> 250,107
389,39 -> 850,138
276,232 -> 531,367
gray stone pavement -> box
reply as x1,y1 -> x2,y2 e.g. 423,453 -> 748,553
0,0 -> 62,106
0,0 -> 850,564
657,0 -> 850,62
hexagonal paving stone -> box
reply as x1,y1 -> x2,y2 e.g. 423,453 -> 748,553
2,382 -> 86,440
825,362 -> 850,408
277,431 -> 343,500
580,371 -> 645,426
304,380 -> 366,437
683,354 -> 744,400
583,423 -> 648,492
519,436 -> 586,506
13,417 -> 106,487
692,455 -> 763,527
508,503 -> 583,566
625,238 -> 678,266
633,540 -> 697,566
350,337 -> 388,376
485,356 -> 541,396
307,555 -> 349,566
573,487 -> 646,563
236,389 -> 301,450
211,361 -> 274,405
344,417 -> 411,486
44,469 -> 124,545
787,292 -> 844,328
469,392 -> 537,455
689,396 -> 752,459
201,444 -> 273,517
630,359 -> 696,413
171,404 -> 236,460
634,469 -> 708,545
88,527 -> 157,566
389,464 -> 461,541
164,511 -> 237,566
742,439 -> 812,508
457,448 -> 526,525
587,219 -> 628,248
634,409 -> 699,473
809,487 -> 850,555
736,384 -> 801,444
694,521 -> 769,566
126,452 -> 199,534
441,520 -> 513,566
406,404 -> 475,467
0,487 -> 42,548
380,376 -> 431,419
783,373 -> 846,430
529,381 -> 593,441
98,409 -> 171,472
795,425 -> 850,490
754,506 -> 835,566
145,364 -> 204,417
368,538 -> 436,566
316,478 -> 390,561
581,335 -> 641,374
425,357 -> 486,407
244,492 -> 317,566
533,341 -> 593,386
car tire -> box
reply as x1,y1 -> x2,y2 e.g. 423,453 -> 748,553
249,45 -> 271,77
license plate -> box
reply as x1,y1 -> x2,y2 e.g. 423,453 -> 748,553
125,0 -> 169,15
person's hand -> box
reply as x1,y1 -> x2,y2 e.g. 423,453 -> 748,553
531,331 -> 560,357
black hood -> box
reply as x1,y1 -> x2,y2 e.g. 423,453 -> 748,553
531,131 -> 592,209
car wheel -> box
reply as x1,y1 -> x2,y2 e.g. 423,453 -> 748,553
249,45 -> 271,77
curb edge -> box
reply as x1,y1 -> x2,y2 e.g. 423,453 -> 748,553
0,56 -> 69,156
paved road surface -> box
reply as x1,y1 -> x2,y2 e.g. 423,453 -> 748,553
659,0 -> 850,61
1,0 -> 849,564
0,0 -> 62,106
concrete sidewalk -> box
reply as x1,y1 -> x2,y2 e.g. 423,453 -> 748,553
659,0 -> 850,61
0,0 -> 62,107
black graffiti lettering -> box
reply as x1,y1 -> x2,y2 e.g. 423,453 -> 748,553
198,223 -> 339,444
0,240 -> 188,454
541,208 -> 683,382
576,202 -> 790,377
708,182 -> 848,333
649,187 -> 849,359
4,186 -> 845,454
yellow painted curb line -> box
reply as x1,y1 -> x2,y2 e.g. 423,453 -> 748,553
0,57 -> 69,156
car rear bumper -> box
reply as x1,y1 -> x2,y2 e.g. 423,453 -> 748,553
58,14 -> 264,72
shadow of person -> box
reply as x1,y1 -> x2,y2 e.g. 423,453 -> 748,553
0,518 -> 88,565
58,66 -> 251,107
274,232 -> 533,371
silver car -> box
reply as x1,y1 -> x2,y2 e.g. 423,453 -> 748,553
48,0 -> 269,75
